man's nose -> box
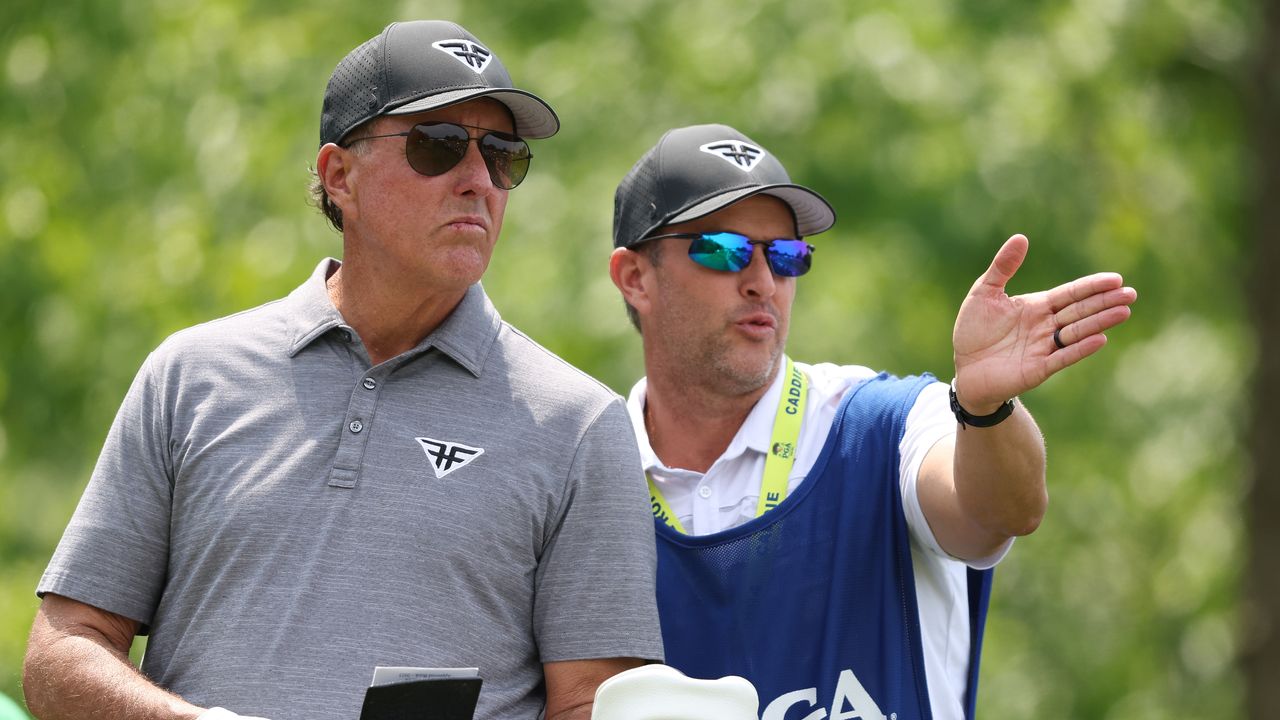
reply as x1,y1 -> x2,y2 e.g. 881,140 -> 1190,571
739,244 -> 776,298
451,139 -> 497,194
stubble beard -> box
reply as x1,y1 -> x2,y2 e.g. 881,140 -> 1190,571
651,285 -> 787,399
700,326 -> 785,398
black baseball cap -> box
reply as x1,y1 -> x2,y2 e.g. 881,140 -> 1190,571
320,20 -> 559,147
612,124 -> 836,248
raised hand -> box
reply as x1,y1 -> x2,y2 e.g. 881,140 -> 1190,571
951,234 -> 1137,412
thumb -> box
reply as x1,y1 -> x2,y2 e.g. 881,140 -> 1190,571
975,234 -> 1029,294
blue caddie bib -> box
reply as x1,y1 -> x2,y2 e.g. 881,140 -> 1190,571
654,373 -> 993,720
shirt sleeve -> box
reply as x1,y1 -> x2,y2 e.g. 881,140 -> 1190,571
532,397 -> 665,663
36,352 -> 174,626
899,380 -> 1013,570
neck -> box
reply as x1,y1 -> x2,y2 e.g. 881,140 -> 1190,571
643,368 -> 775,474
326,264 -> 467,367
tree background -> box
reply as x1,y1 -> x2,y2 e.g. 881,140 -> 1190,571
0,0 -> 1261,717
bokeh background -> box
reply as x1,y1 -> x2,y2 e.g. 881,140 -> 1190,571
2,0 -> 1271,717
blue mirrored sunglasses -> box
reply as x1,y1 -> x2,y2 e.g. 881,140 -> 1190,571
642,232 -> 815,277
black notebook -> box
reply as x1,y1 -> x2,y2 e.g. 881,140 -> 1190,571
359,677 -> 482,720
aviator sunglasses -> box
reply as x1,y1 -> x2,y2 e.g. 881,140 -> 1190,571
641,231 -> 816,277
343,122 -> 532,189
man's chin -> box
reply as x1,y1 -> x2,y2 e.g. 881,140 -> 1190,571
712,346 -> 782,396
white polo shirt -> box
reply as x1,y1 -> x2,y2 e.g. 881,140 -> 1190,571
627,360 -> 1011,720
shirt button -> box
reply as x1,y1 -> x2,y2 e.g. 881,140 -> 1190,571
362,378 -> 377,390
341,330 -> 353,342
349,420 -> 364,434
697,486 -> 712,499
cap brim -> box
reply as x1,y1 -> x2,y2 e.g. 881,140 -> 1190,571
667,184 -> 836,238
388,87 -> 560,139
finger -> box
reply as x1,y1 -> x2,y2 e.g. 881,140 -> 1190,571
976,234 -> 1029,292
1052,286 -> 1137,328
1047,332 -> 1109,374
1056,305 -> 1133,347
1046,272 -> 1126,313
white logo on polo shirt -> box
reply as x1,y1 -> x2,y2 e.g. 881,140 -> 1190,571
699,140 -> 765,171
432,40 -> 493,73
415,437 -> 485,478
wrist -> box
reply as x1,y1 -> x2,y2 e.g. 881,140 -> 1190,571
949,379 -> 1016,428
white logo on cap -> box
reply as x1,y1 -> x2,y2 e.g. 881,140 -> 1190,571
699,141 -> 765,171
432,40 -> 493,73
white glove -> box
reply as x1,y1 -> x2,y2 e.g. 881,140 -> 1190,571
591,664 -> 758,720
197,708 -> 272,720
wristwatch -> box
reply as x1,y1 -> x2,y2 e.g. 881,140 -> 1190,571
949,379 -> 1016,429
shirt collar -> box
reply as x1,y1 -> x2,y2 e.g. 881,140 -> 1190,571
734,364 -> 789,455
624,377 -> 661,471
626,360 -> 788,473
283,258 -> 501,376
424,281 -> 502,377
284,258 -> 347,355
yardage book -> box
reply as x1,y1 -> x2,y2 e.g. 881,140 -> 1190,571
359,667 -> 482,720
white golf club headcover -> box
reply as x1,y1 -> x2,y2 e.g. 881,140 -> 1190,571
197,709 -> 271,720
591,664 -> 759,720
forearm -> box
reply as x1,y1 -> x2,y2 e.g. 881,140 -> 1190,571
544,657 -> 644,720
547,703 -> 594,720
937,231 -> 1132,557
952,403 -> 1048,539
24,601 -> 203,720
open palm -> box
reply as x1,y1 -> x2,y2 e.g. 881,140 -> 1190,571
951,234 -> 1137,412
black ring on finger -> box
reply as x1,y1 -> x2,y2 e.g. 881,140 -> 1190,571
1053,327 -> 1066,350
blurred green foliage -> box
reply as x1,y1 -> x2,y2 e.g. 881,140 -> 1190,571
0,0 -> 1254,717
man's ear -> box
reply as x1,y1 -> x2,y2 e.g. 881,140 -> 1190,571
610,246 -> 652,316
317,143 -> 359,223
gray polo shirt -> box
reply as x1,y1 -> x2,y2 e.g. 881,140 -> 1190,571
39,258 -> 663,720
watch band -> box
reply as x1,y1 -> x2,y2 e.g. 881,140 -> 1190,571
949,379 -> 1016,428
